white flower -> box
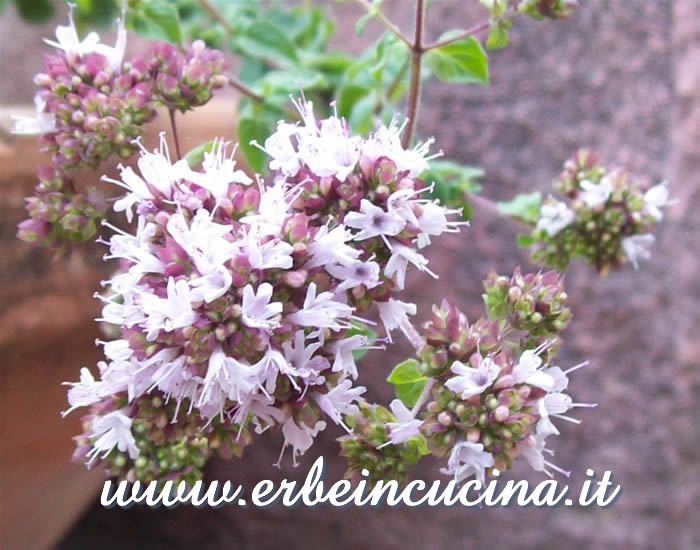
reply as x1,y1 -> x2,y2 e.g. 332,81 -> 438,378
86,409 -> 139,464
440,440 -> 494,486
385,243 -> 435,290
512,350 -> 555,391
312,379 -> 366,429
622,234 -> 655,269
579,177 -> 613,208
189,266 -> 232,304
362,118 -> 436,178
45,7 -> 127,71
140,277 -> 197,340
385,399 -> 422,444
63,367 -> 106,416
306,224 -> 360,269
280,416 -> 327,466
198,346 -> 260,414
243,231 -> 293,271
327,334 -> 368,379
94,13 -> 127,72
445,357 -> 500,400
286,282 -> 353,330
644,181 -> 674,222
108,135 -> 189,222
240,182 -> 291,237
261,122 -> 301,177
325,259 -> 381,292
344,200 -> 406,242
299,114 -> 361,181
535,392 -> 573,437
376,298 -> 416,342
281,330 -> 329,385
167,210 -> 236,276
537,200 -> 575,237
185,139 -> 252,200
11,94 -> 56,135
241,283 -> 283,329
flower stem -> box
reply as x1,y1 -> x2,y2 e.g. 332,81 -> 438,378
226,76 -> 300,121
411,378 -> 435,416
168,109 -> 182,160
401,0 -> 426,150
354,0 -> 413,48
399,317 -> 426,351
198,0 -> 235,35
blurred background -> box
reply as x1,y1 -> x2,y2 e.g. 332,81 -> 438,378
1,1 -> 698,549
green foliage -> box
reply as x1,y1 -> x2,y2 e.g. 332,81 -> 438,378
12,0 -> 54,22
237,118 -> 270,174
424,160 -> 484,221
126,0 -> 182,45
387,359 -> 427,408
425,33 -> 489,85
497,192 -> 542,224
184,140 -> 215,168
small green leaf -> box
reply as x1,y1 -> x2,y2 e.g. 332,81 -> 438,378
387,359 -> 427,408
516,233 -> 536,247
238,118 -> 270,174
236,21 -> 299,67
486,20 -> 510,50
184,140 -> 215,168
425,34 -> 489,85
497,192 -> 543,224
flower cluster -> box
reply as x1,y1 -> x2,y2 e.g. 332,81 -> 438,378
520,0 -> 579,20
338,401 -> 426,484
527,149 -> 674,274
17,165 -> 108,246
482,267 -> 571,345
259,101 -> 463,330
13,8 -> 226,250
418,297 -> 592,484
64,100 -> 464,484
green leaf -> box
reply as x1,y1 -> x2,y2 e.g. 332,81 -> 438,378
425,34 -> 489,85
236,21 -> 299,67
486,20 -> 510,50
126,0 -> 182,45
336,84 -> 375,133
424,159 -> 484,220
497,192 -> 543,224
259,70 -> 328,95
346,321 -> 378,361
516,233 -> 536,247
12,0 -> 53,23
387,359 -> 427,408
237,118 -> 270,174
184,140 -> 215,168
